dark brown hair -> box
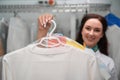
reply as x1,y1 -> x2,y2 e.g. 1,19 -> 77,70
76,13 -> 108,56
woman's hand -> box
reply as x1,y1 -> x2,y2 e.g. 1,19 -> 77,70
37,13 -> 54,39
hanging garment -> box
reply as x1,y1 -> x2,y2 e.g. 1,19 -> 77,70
0,19 -> 8,55
105,13 -> 120,27
2,43 -> 103,80
15,12 -> 41,43
7,17 -> 31,53
106,25 -> 120,80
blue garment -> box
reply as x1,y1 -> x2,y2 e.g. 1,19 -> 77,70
105,13 -> 120,27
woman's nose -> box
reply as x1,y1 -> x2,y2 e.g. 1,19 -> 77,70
89,30 -> 94,35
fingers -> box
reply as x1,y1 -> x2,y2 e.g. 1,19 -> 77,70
38,13 -> 53,29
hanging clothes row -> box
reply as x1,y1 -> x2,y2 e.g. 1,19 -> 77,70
105,13 -> 120,80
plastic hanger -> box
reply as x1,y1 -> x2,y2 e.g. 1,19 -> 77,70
36,20 -> 64,48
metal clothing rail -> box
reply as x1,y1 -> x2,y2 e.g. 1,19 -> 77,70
88,3 -> 111,12
0,3 -> 111,13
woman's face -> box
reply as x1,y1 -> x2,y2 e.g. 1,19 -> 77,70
81,18 -> 103,48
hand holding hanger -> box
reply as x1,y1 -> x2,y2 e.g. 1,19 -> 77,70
37,13 -> 54,40
36,14 -> 64,48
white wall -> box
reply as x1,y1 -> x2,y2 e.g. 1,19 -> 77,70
111,0 -> 120,17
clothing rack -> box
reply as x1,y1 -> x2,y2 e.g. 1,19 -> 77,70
0,3 -> 111,13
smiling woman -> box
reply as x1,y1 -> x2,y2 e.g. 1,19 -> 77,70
76,14 -> 108,55
76,13 -> 118,80
81,18 -> 103,48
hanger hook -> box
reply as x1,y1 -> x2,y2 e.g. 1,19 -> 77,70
49,20 -> 56,36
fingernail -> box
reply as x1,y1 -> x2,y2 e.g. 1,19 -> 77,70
44,24 -> 46,28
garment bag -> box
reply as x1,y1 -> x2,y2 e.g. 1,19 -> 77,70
7,16 -> 30,53
106,25 -> 120,80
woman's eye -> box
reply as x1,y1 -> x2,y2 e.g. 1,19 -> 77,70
95,29 -> 100,32
85,27 -> 91,30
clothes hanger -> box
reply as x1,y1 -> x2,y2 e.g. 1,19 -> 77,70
36,20 -> 64,48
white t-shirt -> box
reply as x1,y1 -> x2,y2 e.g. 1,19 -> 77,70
2,44 -> 103,80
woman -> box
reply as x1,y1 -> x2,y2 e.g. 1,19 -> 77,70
37,13 -> 118,80
75,14 -> 118,80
